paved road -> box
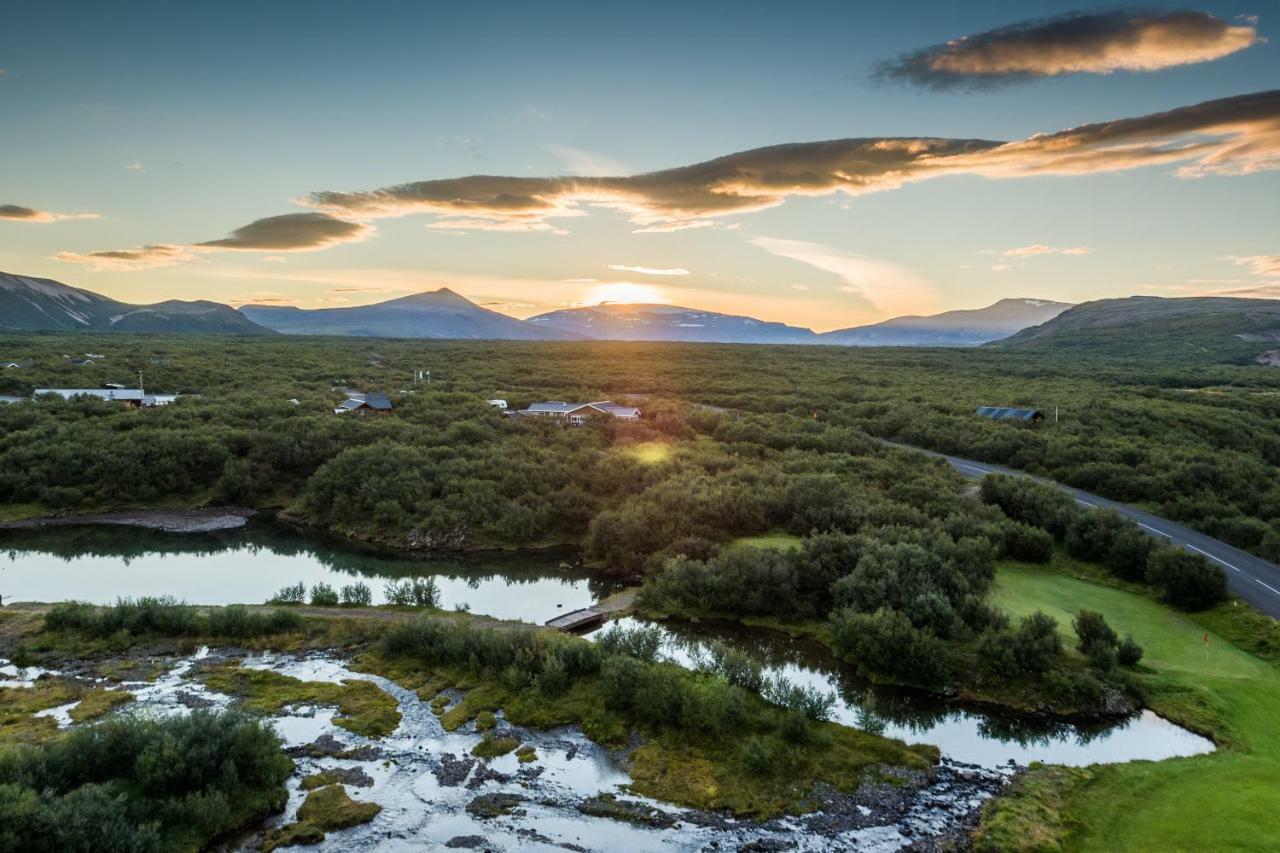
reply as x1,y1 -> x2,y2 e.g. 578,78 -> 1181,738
884,441 -> 1280,620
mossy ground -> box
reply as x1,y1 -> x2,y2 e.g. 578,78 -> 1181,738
471,732 -> 519,758
196,661 -> 400,738
68,686 -> 135,722
0,677 -> 84,743
263,785 -> 381,851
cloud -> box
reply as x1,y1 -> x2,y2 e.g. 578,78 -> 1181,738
1,204 -> 100,223
54,244 -> 196,271
544,144 -> 631,177
304,90 -> 1280,233
750,236 -> 937,317
52,89 -> 1280,269
607,264 -> 690,276
1002,244 -> 1092,257
1231,255 -> 1280,277
195,212 -> 371,251
875,10 -> 1263,89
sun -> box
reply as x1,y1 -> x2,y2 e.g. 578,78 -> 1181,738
587,282 -> 665,305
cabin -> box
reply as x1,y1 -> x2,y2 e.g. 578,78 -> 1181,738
33,388 -> 178,408
976,406 -> 1044,423
519,400 -> 642,426
0,395 -> 26,405
335,393 -> 393,414
486,399 -> 508,409
0,359 -> 30,369
67,358 -> 95,367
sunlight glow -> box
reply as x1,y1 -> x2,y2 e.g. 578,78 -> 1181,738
587,282 -> 665,305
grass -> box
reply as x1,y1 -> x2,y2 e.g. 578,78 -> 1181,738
0,677 -> 82,743
68,686 -> 134,722
978,559 -> 1280,851
263,785 -> 381,851
731,531 -> 803,551
196,661 -> 401,738
471,732 -> 519,758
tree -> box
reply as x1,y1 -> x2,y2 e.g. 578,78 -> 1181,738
1145,547 -> 1228,611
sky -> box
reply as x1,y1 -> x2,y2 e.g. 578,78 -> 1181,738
1,1 -> 1278,331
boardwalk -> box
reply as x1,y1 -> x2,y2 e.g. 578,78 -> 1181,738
544,607 -> 606,632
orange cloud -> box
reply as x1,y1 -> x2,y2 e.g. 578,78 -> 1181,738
875,10 -> 1262,89
1,204 -> 99,223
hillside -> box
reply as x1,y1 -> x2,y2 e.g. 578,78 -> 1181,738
991,296 -> 1280,363
821,298 -> 1071,346
0,272 -> 270,334
527,303 -> 818,344
241,289 -> 580,340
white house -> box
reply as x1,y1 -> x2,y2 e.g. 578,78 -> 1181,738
519,400 -> 641,426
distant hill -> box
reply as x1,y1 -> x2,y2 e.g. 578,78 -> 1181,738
990,296 -> 1280,363
821,298 -> 1072,346
527,303 -> 818,344
0,272 -> 271,334
241,289 -> 581,340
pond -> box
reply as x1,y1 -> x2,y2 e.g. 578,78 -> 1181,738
0,522 -> 1213,772
0,520 -> 622,624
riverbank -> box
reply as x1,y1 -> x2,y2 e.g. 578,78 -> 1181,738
0,506 -> 253,533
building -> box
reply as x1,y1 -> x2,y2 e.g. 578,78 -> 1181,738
67,358 -> 95,367
976,406 -> 1044,423
0,359 -> 30,369
34,388 -> 179,408
520,400 -> 642,426
335,393 -> 393,414
486,399 -> 508,409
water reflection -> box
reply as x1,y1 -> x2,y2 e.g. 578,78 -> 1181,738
0,520 -> 622,623
589,617 -> 1214,768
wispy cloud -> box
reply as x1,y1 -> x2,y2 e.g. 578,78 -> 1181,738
750,236 -> 937,317
55,243 -> 196,271
1,204 -> 100,223
606,264 -> 690,276
123,162 -> 143,172
53,90 -> 1280,269
305,90 -> 1280,233
544,144 -> 630,177
874,10 -> 1263,89
1230,255 -> 1280,277
1001,244 -> 1092,257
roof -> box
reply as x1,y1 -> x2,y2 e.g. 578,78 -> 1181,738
338,393 -> 392,411
525,401 -> 580,414
36,388 -> 144,402
976,406 -> 1043,421
0,395 -> 26,405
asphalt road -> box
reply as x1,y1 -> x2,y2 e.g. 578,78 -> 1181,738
884,441 -> 1280,620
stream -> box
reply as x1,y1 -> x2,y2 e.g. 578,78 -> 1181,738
0,521 -> 1215,850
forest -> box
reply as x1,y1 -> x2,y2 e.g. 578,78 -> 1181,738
0,332 -> 1276,563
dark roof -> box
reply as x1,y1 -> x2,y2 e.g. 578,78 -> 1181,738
364,393 -> 393,410
976,406 -> 1043,421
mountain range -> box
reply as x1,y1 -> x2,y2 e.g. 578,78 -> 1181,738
239,289 -> 576,340
8,272 -> 1276,362
0,272 -> 270,334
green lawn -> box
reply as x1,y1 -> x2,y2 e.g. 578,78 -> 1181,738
731,532 -> 803,551
981,562 -> 1280,851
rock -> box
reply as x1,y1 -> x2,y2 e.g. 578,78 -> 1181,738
465,793 -> 525,819
444,836 -> 490,849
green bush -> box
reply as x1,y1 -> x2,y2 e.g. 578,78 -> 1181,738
829,607 -> 954,685
42,599 -> 299,640
383,577 -> 440,608
1117,635 -> 1144,667
309,583 -> 339,607
339,582 -> 372,607
1145,547 -> 1228,611
1002,521 -> 1054,563
269,582 -> 306,605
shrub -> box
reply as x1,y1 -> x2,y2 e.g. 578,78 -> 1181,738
980,475 -> 1077,537
1145,547 -> 1228,611
979,611 -> 1062,677
1073,610 -> 1118,655
829,607 -> 954,685
270,582 -> 306,605
42,599 -> 298,640
594,623 -> 665,663
340,582 -> 372,607
1002,521 -> 1054,563
309,583 -> 339,607
740,736 -> 774,773
383,577 -> 441,608
1117,635 -> 1144,667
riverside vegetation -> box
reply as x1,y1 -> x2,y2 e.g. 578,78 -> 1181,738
0,332 -> 1277,849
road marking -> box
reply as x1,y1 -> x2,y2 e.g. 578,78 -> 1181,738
956,463 -> 988,475
1075,498 -> 1098,508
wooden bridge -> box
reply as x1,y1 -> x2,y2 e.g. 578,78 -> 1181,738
544,606 -> 607,632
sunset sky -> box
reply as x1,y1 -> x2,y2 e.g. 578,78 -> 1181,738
2,1 -> 1278,331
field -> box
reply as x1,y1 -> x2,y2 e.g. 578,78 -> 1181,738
982,561 -> 1280,851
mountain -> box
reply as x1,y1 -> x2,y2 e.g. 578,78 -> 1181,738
0,272 -> 271,334
241,289 -> 581,340
820,298 -> 1072,346
527,303 -> 819,344
990,296 -> 1280,363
